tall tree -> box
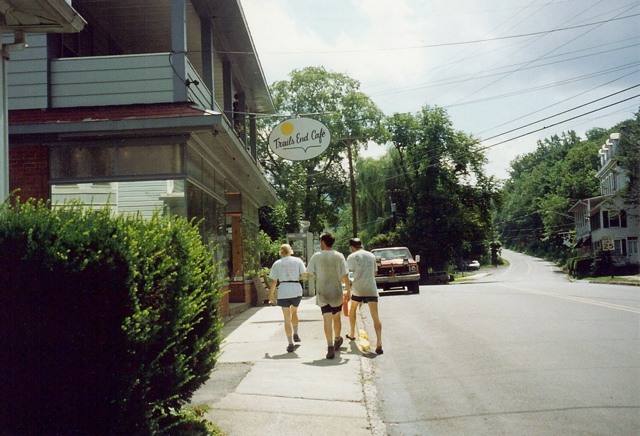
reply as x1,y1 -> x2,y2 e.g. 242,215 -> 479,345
259,67 -> 385,236
351,154 -> 400,242
494,126 -> 621,261
382,106 -> 501,270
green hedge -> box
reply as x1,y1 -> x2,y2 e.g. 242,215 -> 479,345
567,256 -> 593,279
0,200 -> 222,434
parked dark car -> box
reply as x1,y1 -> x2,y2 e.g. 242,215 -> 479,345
424,271 -> 453,285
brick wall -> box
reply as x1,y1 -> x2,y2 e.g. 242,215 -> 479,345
9,146 -> 50,202
228,281 -> 259,305
228,281 -> 248,303
219,286 -> 230,319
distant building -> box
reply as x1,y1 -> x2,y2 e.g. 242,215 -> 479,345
569,133 -> 639,267
6,0 -> 279,317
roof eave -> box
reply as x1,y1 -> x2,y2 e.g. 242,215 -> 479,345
0,0 -> 86,34
207,0 -> 275,114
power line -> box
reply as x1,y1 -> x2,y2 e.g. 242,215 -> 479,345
409,0 -> 550,101
376,59 -> 640,99
230,13 -> 640,56
476,67 -> 640,136
446,2 -> 638,107
480,84 -> 640,142
478,93 -> 640,151
364,33 -> 638,92
287,93 -> 639,191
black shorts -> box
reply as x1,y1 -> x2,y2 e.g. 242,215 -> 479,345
351,295 -> 378,304
320,304 -> 342,315
277,296 -> 302,308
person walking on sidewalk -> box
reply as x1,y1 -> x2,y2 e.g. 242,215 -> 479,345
346,238 -> 383,355
307,232 -> 351,359
269,244 -> 307,353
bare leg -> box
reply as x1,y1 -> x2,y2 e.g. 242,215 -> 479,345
281,306 -> 292,337
322,312 -> 333,342
291,305 -> 299,330
332,310 -> 342,339
368,302 -> 382,349
348,300 -> 359,338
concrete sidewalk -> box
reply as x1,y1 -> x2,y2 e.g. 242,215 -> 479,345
190,297 -> 385,436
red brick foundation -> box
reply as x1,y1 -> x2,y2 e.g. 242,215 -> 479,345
9,145 -> 50,202
227,281 -> 260,306
219,286 -> 230,319
228,281 -> 255,304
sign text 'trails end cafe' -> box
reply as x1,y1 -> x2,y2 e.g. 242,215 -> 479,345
268,118 -> 331,161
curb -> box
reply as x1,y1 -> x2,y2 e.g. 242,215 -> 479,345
588,280 -> 640,287
355,305 -> 386,436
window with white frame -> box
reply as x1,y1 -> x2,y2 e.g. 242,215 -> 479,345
629,237 -> 638,255
602,209 -> 627,228
613,239 -> 627,257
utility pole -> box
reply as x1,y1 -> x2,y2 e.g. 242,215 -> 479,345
337,136 -> 366,238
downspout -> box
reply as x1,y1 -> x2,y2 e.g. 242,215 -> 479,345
1,30 -> 28,202
2,30 -> 28,58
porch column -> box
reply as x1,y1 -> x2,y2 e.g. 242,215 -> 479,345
231,214 -> 243,280
249,115 -> 257,160
226,192 -> 244,281
222,59 -> 232,120
200,17 -> 214,109
0,52 -> 8,202
237,91 -> 246,144
171,0 -> 188,102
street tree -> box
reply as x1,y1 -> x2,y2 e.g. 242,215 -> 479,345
259,67 -> 385,238
494,126 -> 624,262
381,106 -> 501,270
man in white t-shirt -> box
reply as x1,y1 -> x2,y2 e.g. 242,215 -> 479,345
306,232 -> 351,359
346,238 -> 383,354
269,244 -> 306,353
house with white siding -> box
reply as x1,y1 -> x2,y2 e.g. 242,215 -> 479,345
569,133 -> 639,268
6,0 -> 278,317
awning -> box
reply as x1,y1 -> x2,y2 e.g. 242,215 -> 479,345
574,235 -> 592,248
8,103 -> 222,136
0,0 -> 86,33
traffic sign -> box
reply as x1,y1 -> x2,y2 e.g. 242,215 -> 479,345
601,236 -> 614,251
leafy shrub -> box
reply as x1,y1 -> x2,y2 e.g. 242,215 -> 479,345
567,256 -> 593,278
590,249 -> 614,278
0,200 -> 222,435
259,230 -> 280,270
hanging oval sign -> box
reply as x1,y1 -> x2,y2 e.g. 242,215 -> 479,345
268,118 -> 331,161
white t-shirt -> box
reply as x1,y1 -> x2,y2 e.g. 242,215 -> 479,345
269,256 -> 306,299
307,249 -> 348,308
347,249 -> 379,297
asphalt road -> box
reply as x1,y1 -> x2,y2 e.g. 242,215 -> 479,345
369,249 -> 640,436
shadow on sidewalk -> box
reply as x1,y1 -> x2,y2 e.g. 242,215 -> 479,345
303,357 -> 351,367
263,347 -> 302,360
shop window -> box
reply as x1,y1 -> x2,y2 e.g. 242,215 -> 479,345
186,181 -> 227,281
119,144 -> 182,176
51,146 -> 116,179
50,143 -> 183,181
613,239 -> 627,257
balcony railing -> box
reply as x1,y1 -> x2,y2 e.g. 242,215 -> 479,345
48,53 -> 212,110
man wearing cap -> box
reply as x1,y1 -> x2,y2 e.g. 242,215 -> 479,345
346,238 -> 383,354
306,232 -> 351,359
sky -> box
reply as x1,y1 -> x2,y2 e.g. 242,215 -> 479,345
241,0 -> 640,180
